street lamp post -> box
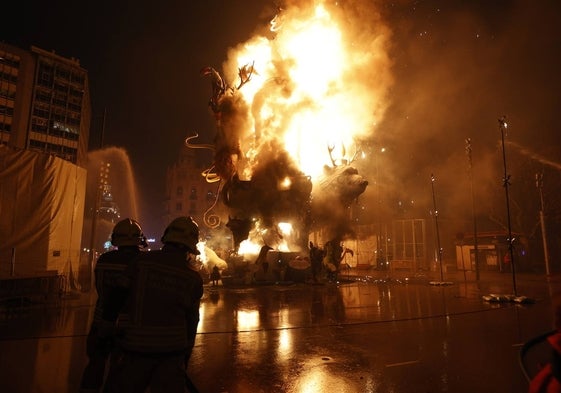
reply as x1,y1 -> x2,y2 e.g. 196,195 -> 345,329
465,138 -> 480,281
535,172 -> 550,275
430,173 -> 444,282
374,146 -> 386,269
498,116 -> 517,296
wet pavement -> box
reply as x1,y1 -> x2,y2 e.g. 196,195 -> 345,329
0,268 -> 558,393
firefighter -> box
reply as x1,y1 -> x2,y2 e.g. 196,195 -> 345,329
79,218 -> 147,393
105,216 -> 204,393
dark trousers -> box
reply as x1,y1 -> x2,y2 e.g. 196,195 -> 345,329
104,352 -> 188,393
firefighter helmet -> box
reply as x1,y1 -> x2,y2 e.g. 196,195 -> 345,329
111,218 -> 147,247
161,216 -> 200,254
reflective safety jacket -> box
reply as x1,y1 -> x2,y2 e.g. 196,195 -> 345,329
118,245 -> 204,354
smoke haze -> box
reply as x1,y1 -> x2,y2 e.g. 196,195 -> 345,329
363,1 -> 561,236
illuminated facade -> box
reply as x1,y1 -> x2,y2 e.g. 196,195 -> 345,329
164,146 -> 225,237
0,42 -> 90,166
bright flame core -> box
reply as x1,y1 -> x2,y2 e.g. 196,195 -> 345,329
223,0 -> 392,180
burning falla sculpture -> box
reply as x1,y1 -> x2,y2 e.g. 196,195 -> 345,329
187,65 -> 367,262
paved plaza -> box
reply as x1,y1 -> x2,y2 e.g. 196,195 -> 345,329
0,268 -> 558,393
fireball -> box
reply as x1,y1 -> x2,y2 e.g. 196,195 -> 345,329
196,0 -> 392,255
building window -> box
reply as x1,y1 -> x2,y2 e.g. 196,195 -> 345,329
0,71 -> 18,84
177,186 -> 183,196
71,73 -> 85,85
31,122 -> 47,133
39,70 -> 52,85
190,187 -> 197,200
0,87 -> 16,100
176,202 -> 182,211
0,52 -> 20,68
55,68 -> 70,80
29,139 -> 46,149
69,88 -> 83,98
0,105 -> 14,116
33,107 -> 49,118
189,203 -> 196,214
0,122 -> 11,132
35,90 -> 51,103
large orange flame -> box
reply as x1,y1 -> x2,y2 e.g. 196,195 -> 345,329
222,0 -> 392,180
201,0 -> 393,256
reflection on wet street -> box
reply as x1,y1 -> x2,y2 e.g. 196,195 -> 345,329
0,273 -> 557,393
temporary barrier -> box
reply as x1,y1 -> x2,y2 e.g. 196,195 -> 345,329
0,146 -> 86,291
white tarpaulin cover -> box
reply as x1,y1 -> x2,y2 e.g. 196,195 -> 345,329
0,145 -> 86,287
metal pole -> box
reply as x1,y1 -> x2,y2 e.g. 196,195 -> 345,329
465,138 -> 480,281
375,146 -> 381,269
384,224 -> 389,270
536,173 -> 550,275
431,174 -> 444,281
10,247 -> 15,277
498,116 -> 517,296
460,241 -> 467,283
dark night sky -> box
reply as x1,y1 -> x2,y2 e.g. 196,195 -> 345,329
3,0 -> 561,242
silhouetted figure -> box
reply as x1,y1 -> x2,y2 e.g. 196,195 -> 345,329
255,244 -> 273,274
309,241 -> 324,283
104,216 -> 203,393
79,218 -> 147,393
210,265 -> 221,286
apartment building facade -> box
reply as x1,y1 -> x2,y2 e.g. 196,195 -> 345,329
0,42 -> 91,166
